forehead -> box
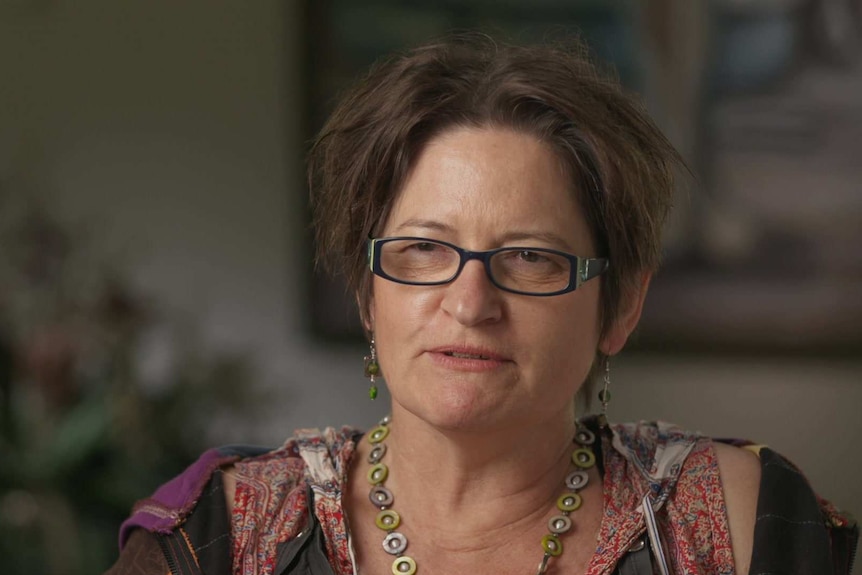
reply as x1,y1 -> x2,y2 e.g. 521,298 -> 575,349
384,126 -> 593,252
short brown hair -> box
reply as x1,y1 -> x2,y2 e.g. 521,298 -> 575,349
309,34 -> 682,398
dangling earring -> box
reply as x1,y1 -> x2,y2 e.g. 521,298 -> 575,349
364,334 -> 380,400
597,356 -> 611,428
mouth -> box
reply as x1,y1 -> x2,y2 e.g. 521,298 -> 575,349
429,345 -> 510,362
443,351 -> 492,360
427,346 -> 510,372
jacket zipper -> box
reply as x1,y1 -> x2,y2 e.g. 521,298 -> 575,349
157,535 -> 183,575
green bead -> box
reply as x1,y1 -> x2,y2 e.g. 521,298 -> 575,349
392,556 -> 417,575
368,424 -> 390,444
369,385 -> 378,400
541,534 -> 563,557
367,462 -> 389,485
571,448 -> 596,469
556,492 -> 583,512
375,509 -> 401,530
364,358 -> 380,377
598,389 -> 611,403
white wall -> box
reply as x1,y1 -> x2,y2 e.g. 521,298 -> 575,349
2,0 -> 858,563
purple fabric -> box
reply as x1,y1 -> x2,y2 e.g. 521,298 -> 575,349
118,447 -> 241,549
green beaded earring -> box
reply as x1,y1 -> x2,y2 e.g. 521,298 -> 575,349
364,335 -> 380,400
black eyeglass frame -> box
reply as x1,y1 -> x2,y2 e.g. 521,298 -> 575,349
366,236 -> 609,297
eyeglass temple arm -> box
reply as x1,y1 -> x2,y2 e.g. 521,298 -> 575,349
576,258 -> 609,288
367,239 -> 376,270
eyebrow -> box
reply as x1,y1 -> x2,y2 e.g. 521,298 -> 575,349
500,231 -> 573,250
391,219 -> 455,234
390,219 -> 575,251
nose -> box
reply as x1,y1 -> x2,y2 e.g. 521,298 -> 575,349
440,259 -> 503,326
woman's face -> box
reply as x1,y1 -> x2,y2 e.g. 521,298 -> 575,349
370,126 -> 604,433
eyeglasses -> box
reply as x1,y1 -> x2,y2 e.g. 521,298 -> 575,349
367,237 -> 609,296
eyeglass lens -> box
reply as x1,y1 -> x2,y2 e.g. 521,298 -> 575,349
377,239 -> 571,294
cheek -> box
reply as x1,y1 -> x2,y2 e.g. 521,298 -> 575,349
532,288 -> 602,371
544,283 -> 601,333
371,280 -> 441,357
374,282 -> 437,323
575,283 -> 603,339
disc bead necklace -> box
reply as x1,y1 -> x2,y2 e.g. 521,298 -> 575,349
364,416 -> 598,575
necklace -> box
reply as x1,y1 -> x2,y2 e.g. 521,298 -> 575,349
365,416 -> 597,575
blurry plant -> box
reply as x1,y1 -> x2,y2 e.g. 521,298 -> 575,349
0,185 -> 258,574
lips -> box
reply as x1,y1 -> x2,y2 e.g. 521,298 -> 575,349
445,351 -> 491,360
428,345 -> 511,362
426,346 -> 511,373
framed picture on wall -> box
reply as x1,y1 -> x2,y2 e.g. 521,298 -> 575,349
301,0 -> 862,355
640,0 -> 862,354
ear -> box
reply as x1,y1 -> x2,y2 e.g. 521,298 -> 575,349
599,272 -> 651,356
357,292 -> 375,335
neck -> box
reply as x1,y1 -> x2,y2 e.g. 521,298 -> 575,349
374,406 -> 579,536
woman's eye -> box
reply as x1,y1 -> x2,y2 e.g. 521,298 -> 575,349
517,250 -> 545,263
412,242 -> 438,252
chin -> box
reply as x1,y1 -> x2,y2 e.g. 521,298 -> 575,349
398,382 -> 521,434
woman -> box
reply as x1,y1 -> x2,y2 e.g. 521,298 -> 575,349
108,35 -> 857,574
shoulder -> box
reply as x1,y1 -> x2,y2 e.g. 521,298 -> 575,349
223,425 -> 361,502
223,464 -> 239,515
607,419 -> 704,482
712,441 -> 760,514
119,445 -> 266,548
606,420 -> 858,574
119,426 -> 361,547
712,441 -> 760,575
608,419 -> 757,486
606,420 -> 758,572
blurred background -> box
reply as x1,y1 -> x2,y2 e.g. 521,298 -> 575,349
0,0 -> 859,573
